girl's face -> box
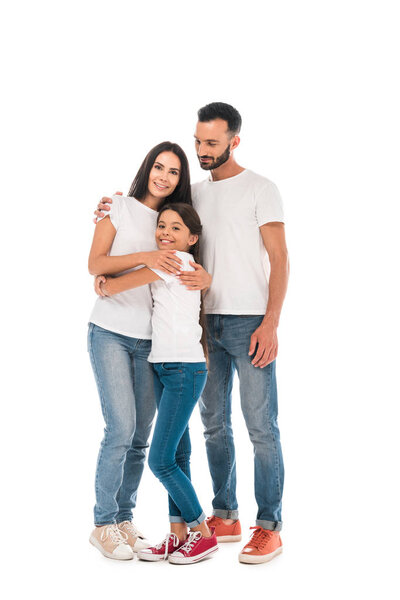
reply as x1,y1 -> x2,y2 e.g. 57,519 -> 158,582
156,210 -> 198,252
148,151 -> 181,199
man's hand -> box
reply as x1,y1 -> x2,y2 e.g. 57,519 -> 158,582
93,191 -> 120,223
94,275 -> 109,296
248,320 -> 278,368
177,262 -> 212,291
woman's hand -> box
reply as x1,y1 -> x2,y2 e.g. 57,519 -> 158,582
177,262 -> 212,291
94,275 -> 110,297
142,250 -> 183,275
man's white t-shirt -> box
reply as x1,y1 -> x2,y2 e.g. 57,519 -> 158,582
89,195 -> 158,339
191,169 -> 284,315
147,251 -> 205,363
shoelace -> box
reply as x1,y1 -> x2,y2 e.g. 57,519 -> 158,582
245,527 -> 273,551
120,521 -> 143,539
178,531 -> 202,555
101,524 -> 128,545
154,533 -> 181,560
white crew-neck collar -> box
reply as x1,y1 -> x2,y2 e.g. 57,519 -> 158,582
132,197 -> 159,214
207,169 -> 248,184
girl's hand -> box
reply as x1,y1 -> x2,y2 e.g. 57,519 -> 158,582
178,262 -> 212,291
94,275 -> 109,296
143,250 -> 183,275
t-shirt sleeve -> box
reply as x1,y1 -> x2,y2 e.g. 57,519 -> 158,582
149,268 -> 176,285
96,194 -> 122,230
255,181 -> 285,226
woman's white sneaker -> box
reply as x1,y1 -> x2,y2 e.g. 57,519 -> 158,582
89,524 -> 134,560
118,520 -> 152,552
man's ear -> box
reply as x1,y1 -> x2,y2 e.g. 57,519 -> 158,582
231,135 -> 240,151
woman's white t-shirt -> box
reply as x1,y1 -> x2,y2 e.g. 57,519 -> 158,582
89,195 -> 158,339
147,251 -> 205,363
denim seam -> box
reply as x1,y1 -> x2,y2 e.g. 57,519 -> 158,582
222,355 -> 233,512
265,364 -> 282,514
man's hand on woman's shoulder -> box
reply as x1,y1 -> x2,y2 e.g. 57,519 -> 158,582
93,191 -> 121,223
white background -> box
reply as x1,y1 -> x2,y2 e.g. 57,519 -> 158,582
1,1 -> 399,598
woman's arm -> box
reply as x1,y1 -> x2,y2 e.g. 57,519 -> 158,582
96,267 -> 161,297
88,216 -> 183,276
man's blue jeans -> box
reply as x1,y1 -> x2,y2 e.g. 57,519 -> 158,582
88,323 -> 156,525
199,315 -> 284,531
149,362 -> 207,527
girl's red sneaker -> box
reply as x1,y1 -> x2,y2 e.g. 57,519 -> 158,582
138,533 -> 187,561
168,530 -> 218,564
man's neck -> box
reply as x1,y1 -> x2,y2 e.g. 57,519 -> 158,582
210,158 -> 245,181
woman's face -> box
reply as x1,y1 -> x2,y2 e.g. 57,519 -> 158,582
148,151 -> 181,199
155,209 -> 198,252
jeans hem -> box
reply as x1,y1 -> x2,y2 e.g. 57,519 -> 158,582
186,511 -> 206,528
213,509 -> 239,520
94,520 -> 116,527
256,519 -> 282,531
169,516 -> 186,524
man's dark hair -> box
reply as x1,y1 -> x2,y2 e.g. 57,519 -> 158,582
197,102 -> 242,136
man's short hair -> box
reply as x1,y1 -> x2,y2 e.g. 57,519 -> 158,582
197,102 -> 242,136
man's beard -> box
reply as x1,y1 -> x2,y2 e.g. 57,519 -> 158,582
198,144 -> 231,170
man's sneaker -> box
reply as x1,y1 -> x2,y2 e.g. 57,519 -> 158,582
238,527 -> 283,564
89,524 -> 134,560
206,516 -> 242,542
168,530 -> 218,564
138,533 -> 187,561
118,520 -> 151,552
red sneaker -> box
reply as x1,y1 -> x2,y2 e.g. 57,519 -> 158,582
168,530 -> 218,564
137,533 -> 187,562
206,516 -> 242,542
238,527 -> 283,564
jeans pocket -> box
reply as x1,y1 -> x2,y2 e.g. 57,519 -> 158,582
87,322 -> 94,352
161,362 -> 183,372
193,370 -> 208,400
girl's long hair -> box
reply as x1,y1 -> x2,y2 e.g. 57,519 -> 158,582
157,203 -> 208,362
128,141 -> 192,208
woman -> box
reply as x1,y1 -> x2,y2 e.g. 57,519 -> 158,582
87,142 -> 211,560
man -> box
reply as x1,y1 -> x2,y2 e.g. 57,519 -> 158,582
95,102 -> 289,564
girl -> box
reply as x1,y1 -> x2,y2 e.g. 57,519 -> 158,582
88,142 -> 211,561
95,203 -> 218,565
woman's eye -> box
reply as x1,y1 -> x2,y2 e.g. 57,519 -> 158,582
170,171 -> 178,176
155,165 -> 161,170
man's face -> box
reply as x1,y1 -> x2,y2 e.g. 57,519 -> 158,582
194,119 -> 234,170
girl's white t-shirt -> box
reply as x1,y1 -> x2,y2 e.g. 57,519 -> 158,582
89,195 -> 158,339
191,169 -> 285,315
147,251 -> 205,363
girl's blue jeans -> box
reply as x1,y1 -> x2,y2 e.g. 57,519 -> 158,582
88,323 -> 156,526
149,362 -> 208,527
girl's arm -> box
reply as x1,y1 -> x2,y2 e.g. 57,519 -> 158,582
97,267 -> 161,297
88,216 -> 182,276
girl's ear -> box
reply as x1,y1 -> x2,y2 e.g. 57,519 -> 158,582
188,234 -> 199,247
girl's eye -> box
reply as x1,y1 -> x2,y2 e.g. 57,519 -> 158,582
158,224 -> 165,228
172,226 -> 180,231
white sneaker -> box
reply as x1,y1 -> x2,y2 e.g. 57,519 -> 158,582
118,521 -> 151,552
89,524 -> 134,560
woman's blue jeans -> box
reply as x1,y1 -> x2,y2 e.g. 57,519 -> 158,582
149,362 -> 207,527
88,323 -> 156,525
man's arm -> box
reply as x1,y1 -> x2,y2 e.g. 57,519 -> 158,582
96,267 -> 161,296
248,222 -> 289,368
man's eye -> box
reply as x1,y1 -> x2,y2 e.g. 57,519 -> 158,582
209,143 -> 216,147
